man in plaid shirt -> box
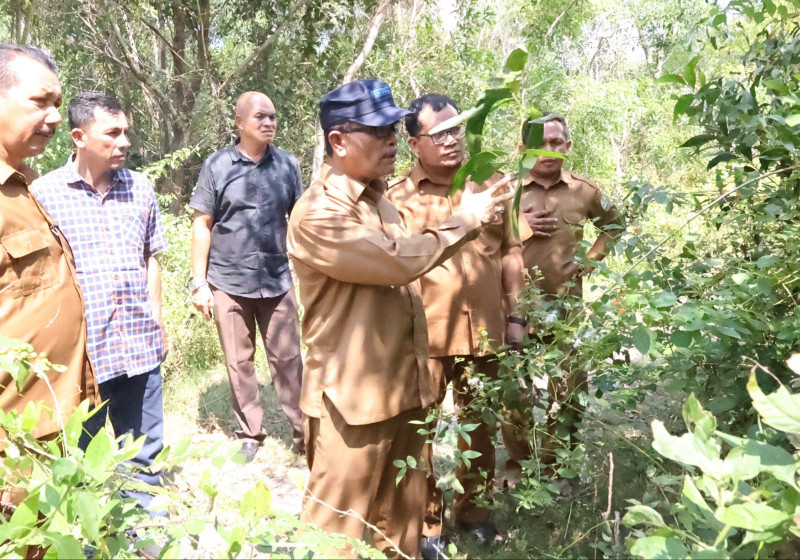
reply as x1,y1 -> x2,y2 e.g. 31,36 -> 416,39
31,91 -> 167,512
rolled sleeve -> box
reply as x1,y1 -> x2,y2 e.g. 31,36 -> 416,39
189,160 -> 216,216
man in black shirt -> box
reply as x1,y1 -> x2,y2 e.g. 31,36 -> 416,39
190,91 -> 304,462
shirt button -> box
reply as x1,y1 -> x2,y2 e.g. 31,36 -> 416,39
105,225 -> 110,232
114,274 -> 119,280
108,249 -> 114,255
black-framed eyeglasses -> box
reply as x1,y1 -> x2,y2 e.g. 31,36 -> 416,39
340,122 -> 398,139
418,125 -> 465,145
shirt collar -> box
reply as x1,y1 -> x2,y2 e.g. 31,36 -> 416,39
0,160 -> 28,187
62,154 -> 125,189
231,138 -> 273,164
522,169 -> 571,190
320,162 -> 387,204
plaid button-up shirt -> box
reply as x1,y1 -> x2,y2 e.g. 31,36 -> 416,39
31,158 -> 168,384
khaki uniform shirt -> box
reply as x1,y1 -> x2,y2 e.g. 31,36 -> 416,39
0,161 -> 97,441
287,163 -> 481,425
519,170 -> 620,297
387,165 -> 519,357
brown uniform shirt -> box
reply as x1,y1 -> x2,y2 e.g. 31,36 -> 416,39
287,163 -> 481,425
0,161 -> 97,441
387,165 -> 519,357
519,170 -> 620,296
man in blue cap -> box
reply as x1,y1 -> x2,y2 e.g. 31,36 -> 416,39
287,79 -> 514,557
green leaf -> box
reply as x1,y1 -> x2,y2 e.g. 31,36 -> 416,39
715,326 -> 741,339
406,455 -> 417,469
656,74 -> 687,85
465,88 -> 514,154
450,151 -> 506,195
680,134 -> 716,149
716,502 -> 790,531
74,490 -> 101,541
392,459 -> 407,469
756,255 -> 779,268
786,114 -> 800,127
632,325 -> 652,355
503,48 -> 528,72
707,152 -> 737,169
44,534 -> 84,560
731,272 -> 750,285
747,373 -> 800,434
9,491 -> 39,531
673,93 -> 695,120
630,536 -> 688,559
684,55 -> 701,87
670,330 -> 693,348
427,105 -> 482,135
764,79 -> 790,95
651,420 -> 720,471
239,481 -> 271,518
622,505 -> 665,528
84,429 -> 112,471
681,476 -> 726,532
682,394 -> 716,441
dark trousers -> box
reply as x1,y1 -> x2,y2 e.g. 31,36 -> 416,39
80,366 -> 164,511
212,287 -> 304,450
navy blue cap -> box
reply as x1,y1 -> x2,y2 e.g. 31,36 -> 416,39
319,79 -> 410,130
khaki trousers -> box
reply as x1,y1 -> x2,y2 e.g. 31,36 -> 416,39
423,355 -> 532,536
212,287 -> 304,449
303,397 -> 427,559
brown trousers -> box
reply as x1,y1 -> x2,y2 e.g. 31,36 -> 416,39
212,287 -> 304,449
540,364 -> 587,470
423,355 -> 532,536
303,397 -> 427,559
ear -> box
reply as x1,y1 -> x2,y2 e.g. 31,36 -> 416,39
328,130 -> 348,157
566,139 -> 572,151
408,136 -> 419,155
234,114 -> 243,131
71,128 -> 86,149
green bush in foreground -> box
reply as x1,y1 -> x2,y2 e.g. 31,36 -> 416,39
0,336 -> 379,559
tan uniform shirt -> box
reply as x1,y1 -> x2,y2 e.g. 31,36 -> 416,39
519,170 -> 620,296
287,163 -> 481,425
0,161 -> 97,441
387,165 -> 519,357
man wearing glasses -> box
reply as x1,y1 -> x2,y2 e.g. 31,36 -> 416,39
387,94 -> 526,554
287,80 -> 513,558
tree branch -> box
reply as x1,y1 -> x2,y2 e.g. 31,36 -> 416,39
218,0 -> 313,93
544,0 -> 578,41
313,0 -> 394,176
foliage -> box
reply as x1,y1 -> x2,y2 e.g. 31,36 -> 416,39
624,361 -> 800,559
0,336 -> 377,559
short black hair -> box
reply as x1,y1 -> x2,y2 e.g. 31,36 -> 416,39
0,43 -> 57,92
405,94 -> 459,137
68,91 -> 124,130
521,112 -> 569,144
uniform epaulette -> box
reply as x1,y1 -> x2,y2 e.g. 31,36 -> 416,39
568,172 -> 601,191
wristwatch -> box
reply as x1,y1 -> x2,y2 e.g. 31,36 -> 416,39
189,278 -> 209,292
507,315 -> 528,327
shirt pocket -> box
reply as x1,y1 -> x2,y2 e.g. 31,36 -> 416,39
0,227 -> 56,297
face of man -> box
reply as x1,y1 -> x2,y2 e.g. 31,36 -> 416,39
330,123 -> 398,182
73,108 -> 130,172
0,56 -> 62,167
531,119 -> 571,177
408,104 -> 464,171
236,94 -> 277,147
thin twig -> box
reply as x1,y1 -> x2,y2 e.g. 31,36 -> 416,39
303,488 -> 414,560
603,451 -> 614,520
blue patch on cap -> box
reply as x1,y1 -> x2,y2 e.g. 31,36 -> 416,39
370,86 -> 391,99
